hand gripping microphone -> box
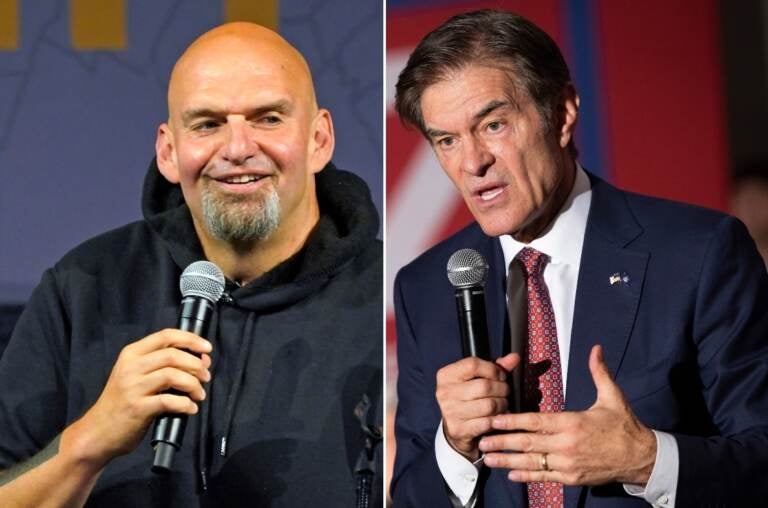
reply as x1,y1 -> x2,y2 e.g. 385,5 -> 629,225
446,249 -> 491,360
151,261 -> 225,473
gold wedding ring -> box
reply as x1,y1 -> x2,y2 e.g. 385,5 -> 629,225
541,453 -> 550,472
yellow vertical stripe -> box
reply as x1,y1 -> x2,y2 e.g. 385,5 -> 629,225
70,0 -> 126,50
224,0 -> 278,30
0,0 -> 19,50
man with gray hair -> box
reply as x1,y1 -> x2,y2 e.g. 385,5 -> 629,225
391,9 -> 768,507
0,22 -> 382,507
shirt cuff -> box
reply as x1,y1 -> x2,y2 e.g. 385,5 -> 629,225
434,420 -> 482,506
623,430 -> 679,507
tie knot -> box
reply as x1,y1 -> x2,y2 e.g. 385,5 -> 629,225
516,247 -> 549,276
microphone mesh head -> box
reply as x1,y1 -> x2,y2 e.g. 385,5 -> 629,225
180,261 -> 225,303
446,248 -> 489,288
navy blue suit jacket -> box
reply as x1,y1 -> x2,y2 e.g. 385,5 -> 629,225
391,175 -> 768,507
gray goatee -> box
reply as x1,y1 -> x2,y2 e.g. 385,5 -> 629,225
201,185 -> 281,243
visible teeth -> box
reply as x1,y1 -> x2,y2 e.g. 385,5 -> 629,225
480,188 -> 503,201
224,174 -> 261,184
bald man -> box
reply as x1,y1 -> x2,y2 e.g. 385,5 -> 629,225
0,23 -> 382,507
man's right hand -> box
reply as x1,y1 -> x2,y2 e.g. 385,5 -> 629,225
0,330 -> 212,507
59,329 -> 212,469
435,353 -> 519,461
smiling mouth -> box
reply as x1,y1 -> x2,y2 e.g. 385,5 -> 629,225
219,174 -> 266,184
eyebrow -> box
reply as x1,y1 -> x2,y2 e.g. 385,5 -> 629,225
425,99 -> 511,141
181,100 -> 293,126
473,99 -> 510,121
425,127 -> 451,139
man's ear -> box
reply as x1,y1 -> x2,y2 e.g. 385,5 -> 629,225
307,109 -> 335,174
558,84 -> 579,149
155,123 -> 180,183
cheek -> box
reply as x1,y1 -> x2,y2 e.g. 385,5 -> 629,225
435,151 -> 463,187
514,140 -> 556,191
267,139 -> 296,165
268,127 -> 310,166
176,142 -> 216,182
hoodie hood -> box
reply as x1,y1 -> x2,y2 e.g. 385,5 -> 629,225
140,158 -> 380,310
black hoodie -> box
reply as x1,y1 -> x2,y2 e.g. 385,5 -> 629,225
0,161 -> 382,507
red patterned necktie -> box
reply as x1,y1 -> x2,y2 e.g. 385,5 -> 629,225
517,247 -> 564,508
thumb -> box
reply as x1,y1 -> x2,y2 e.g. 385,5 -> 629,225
588,345 -> 624,405
495,352 -> 520,374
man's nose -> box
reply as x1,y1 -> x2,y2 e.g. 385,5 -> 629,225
461,138 -> 493,176
221,118 -> 254,165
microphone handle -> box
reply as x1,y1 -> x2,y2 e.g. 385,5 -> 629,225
454,286 -> 491,360
151,296 -> 214,473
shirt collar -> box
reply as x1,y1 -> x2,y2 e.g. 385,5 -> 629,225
499,163 -> 592,268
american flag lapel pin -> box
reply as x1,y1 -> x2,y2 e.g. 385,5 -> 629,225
609,272 -> 631,285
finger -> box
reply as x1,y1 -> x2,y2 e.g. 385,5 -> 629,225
136,348 -> 210,381
458,378 -> 510,401
479,431 -> 557,454
495,353 -> 521,373
445,415 -> 496,442
437,356 -> 507,384
443,396 -> 509,420
129,329 -> 213,356
486,453 -> 570,483
140,367 -> 207,401
141,393 -> 200,416
490,412 -> 563,434
588,344 -> 624,405
484,451 -> 554,472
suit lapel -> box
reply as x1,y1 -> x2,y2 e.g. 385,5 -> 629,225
564,176 -> 648,508
565,237 -> 648,410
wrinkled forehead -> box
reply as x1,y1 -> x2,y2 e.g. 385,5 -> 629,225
167,26 -> 316,119
421,65 -> 523,124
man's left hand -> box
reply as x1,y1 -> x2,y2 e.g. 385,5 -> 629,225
478,345 -> 656,486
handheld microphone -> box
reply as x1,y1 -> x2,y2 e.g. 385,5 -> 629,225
446,249 -> 491,360
151,261 -> 225,473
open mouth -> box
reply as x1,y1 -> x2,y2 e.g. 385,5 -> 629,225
479,187 -> 504,201
471,183 -> 507,204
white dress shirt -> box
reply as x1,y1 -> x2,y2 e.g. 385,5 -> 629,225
434,165 -> 678,507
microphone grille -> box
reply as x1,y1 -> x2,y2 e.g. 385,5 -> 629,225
446,248 -> 489,288
179,261 -> 226,303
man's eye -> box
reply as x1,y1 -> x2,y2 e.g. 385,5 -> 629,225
193,121 -> 219,131
260,115 -> 282,125
437,137 -> 455,148
487,121 -> 503,132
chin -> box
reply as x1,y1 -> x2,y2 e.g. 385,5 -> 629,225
470,209 -> 518,236
476,220 -> 516,238
466,200 -> 530,237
